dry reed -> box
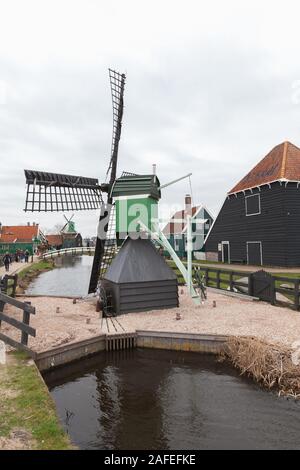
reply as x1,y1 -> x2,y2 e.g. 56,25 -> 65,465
221,336 -> 300,399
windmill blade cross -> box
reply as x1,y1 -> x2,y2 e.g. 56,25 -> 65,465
88,69 -> 126,294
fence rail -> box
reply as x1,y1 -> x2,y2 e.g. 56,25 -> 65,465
198,267 -> 300,311
41,246 -> 95,259
0,274 -> 18,297
0,292 -> 36,357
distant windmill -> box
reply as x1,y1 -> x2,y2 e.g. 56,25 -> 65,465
61,214 -> 76,234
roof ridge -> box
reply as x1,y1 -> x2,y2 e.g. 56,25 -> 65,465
280,141 -> 288,178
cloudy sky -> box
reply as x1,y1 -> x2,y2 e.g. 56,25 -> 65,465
1,0 -> 300,236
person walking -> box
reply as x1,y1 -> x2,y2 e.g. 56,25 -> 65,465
24,250 -> 29,263
3,252 -> 11,272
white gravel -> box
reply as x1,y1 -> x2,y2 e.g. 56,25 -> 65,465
2,289 -> 300,352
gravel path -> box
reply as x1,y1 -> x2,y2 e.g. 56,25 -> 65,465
2,289 -> 300,352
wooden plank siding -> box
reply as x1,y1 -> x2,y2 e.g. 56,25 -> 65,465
205,182 -> 300,266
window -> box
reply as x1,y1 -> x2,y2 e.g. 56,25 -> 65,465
245,193 -> 261,216
174,235 -> 180,251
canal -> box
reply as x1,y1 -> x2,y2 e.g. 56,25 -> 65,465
29,256 -> 300,450
26,255 -> 93,297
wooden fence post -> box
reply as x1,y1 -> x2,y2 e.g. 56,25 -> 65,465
270,277 -> 276,306
229,271 -> 233,291
12,275 -> 17,298
248,274 -> 253,296
216,270 -> 220,289
294,279 -> 300,311
205,268 -> 209,287
21,302 -> 31,346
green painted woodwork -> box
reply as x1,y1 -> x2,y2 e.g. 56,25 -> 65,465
111,174 -> 161,200
116,197 -> 158,237
0,242 -> 35,255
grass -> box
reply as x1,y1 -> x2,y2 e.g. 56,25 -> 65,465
0,351 -> 72,450
17,260 -> 54,280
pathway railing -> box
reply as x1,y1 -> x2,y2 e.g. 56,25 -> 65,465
199,266 -> 300,311
0,274 -> 18,297
0,293 -> 36,357
41,246 -> 95,259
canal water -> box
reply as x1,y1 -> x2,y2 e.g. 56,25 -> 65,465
29,256 -> 300,450
44,349 -> 300,450
26,255 -> 93,297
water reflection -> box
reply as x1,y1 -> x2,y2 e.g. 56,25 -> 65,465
44,349 -> 300,450
26,255 -> 93,297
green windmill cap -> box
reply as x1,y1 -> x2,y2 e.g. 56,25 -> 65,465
111,174 -> 161,200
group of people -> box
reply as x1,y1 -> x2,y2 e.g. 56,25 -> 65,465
2,249 -> 30,272
14,249 -> 30,263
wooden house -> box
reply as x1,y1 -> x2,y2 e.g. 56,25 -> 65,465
205,141 -> 300,266
162,195 -> 214,259
0,222 -> 44,255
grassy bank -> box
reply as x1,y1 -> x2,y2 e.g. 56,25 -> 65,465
17,260 -> 55,293
221,337 -> 300,399
0,352 -> 72,450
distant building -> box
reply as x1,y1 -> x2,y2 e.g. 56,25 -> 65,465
0,222 -> 45,255
162,195 -> 214,259
205,141 -> 300,266
46,234 -> 63,250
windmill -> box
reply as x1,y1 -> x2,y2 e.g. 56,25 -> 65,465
24,69 -> 126,293
23,69 -> 203,310
60,214 -> 75,234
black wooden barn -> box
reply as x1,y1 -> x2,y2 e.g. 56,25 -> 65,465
102,237 -> 179,314
205,141 -> 300,267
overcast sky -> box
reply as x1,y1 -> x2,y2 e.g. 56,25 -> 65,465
1,0 -> 300,236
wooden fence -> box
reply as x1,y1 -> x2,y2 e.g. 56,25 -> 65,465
0,274 -> 18,297
0,292 -> 36,357
198,267 -> 300,311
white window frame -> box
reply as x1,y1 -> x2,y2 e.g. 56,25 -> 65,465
221,241 -> 230,263
245,193 -> 261,216
246,241 -> 263,265
174,234 -> 181,251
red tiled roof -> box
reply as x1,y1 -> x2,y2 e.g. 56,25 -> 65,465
0,225 -> 39,243
46,234 -> 63,246
163,206 -> 199,235
0,234 -> 18,243
229,141 -> 300,194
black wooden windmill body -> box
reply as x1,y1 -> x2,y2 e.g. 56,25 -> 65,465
24,69 -> 126,293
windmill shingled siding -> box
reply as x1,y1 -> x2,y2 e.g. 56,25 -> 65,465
205,182 -> 298,266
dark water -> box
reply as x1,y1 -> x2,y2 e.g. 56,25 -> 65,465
26,255 -> 93,297
44,349 -> 300,450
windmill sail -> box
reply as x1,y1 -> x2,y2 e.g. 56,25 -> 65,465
88,70 -> 126,293
24,170 -> 102,212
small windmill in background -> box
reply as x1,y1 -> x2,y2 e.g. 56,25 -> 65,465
60,214 -> 76,235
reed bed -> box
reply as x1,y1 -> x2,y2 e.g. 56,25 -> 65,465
221,336 -> 300,399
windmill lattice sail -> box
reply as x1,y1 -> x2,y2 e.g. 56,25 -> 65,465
24,170 -> 103,212
88,70 -> 126,293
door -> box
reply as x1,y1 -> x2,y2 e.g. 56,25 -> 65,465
221,241 -> 230,263
247,242 -> 262,265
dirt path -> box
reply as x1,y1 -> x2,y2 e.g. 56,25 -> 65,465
2,288 -> 300,352
0,257 -> 39,277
